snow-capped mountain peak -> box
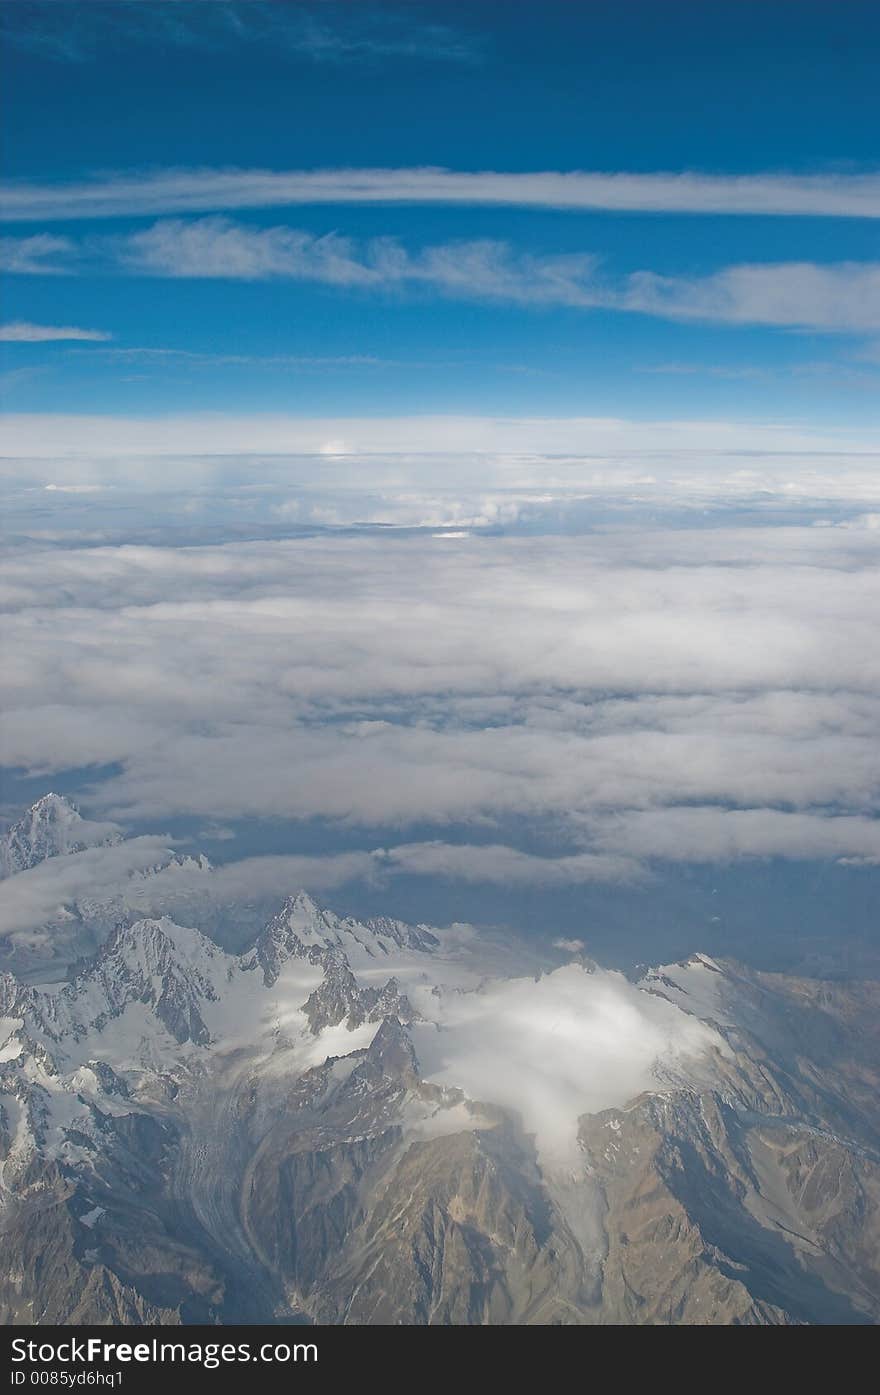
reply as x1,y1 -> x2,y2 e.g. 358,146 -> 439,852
5,895 -> 433,1076
10,917 -> 230,1057
243,890 -> 440,988
0,793 -> 121,879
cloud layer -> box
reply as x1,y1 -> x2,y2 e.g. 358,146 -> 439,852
2,467 -> 879,894
4,413 -> 879,464
4,166 -> 880,221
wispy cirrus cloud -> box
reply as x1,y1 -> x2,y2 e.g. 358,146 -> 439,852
9,216 -> 878,335
86,345 -> 407,369
118,219 -> 880,333
121,218 -> 602,306
622,261 -> 880,333
0,3 -> 482,66
3,165 -> 880,222
0,321 -> 112,342
0,233 -> 76,274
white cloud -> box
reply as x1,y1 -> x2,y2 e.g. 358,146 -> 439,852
0,835 -> 640,946
3,166 -> 880,222
121,218 -> 601,307
0,840 -> 381,943
412,965 -> 721,1168
84,346 -> 401,369
0,322 -> 112,343
1,515 -> 879,873
28,215 -> 880,333
622,261 -> 880,332
43,483 -> 106,493
0,233 -> 75,274
8,213 -> 880,335
3,413 -> 879,464
381,842 -> 641,885
590,808 -> 880,865
0,836 -> 176,939
123,219 -> 378,284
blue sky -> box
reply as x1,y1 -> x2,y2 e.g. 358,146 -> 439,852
2,0 -> 880,430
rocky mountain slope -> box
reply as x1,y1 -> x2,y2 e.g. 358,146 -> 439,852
0,793 -> 119,880
1,798 -> 879,1325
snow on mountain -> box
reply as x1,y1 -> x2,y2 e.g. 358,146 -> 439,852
2,874 -> 879,1324
0,794 -> 219,982
639,952 -> 734,1025
0,796 -> 528,989
243,890 -> 440,985
0,899 -> 428,1077
0,801 -> 739,1166
0,1001 -> 136,1194
0,794 -> 121,879
0,888 -> 728,1176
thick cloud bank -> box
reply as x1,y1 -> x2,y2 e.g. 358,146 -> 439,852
1,450 -> 879,924
412,964 -> 722,1168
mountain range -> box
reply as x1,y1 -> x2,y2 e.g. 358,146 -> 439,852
1,796 -> 879,1325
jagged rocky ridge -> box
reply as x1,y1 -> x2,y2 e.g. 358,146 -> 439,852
1,800 -> 880,1325
0,794 -> 119,880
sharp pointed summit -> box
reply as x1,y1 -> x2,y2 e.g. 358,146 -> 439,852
0,793 -> 121,879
